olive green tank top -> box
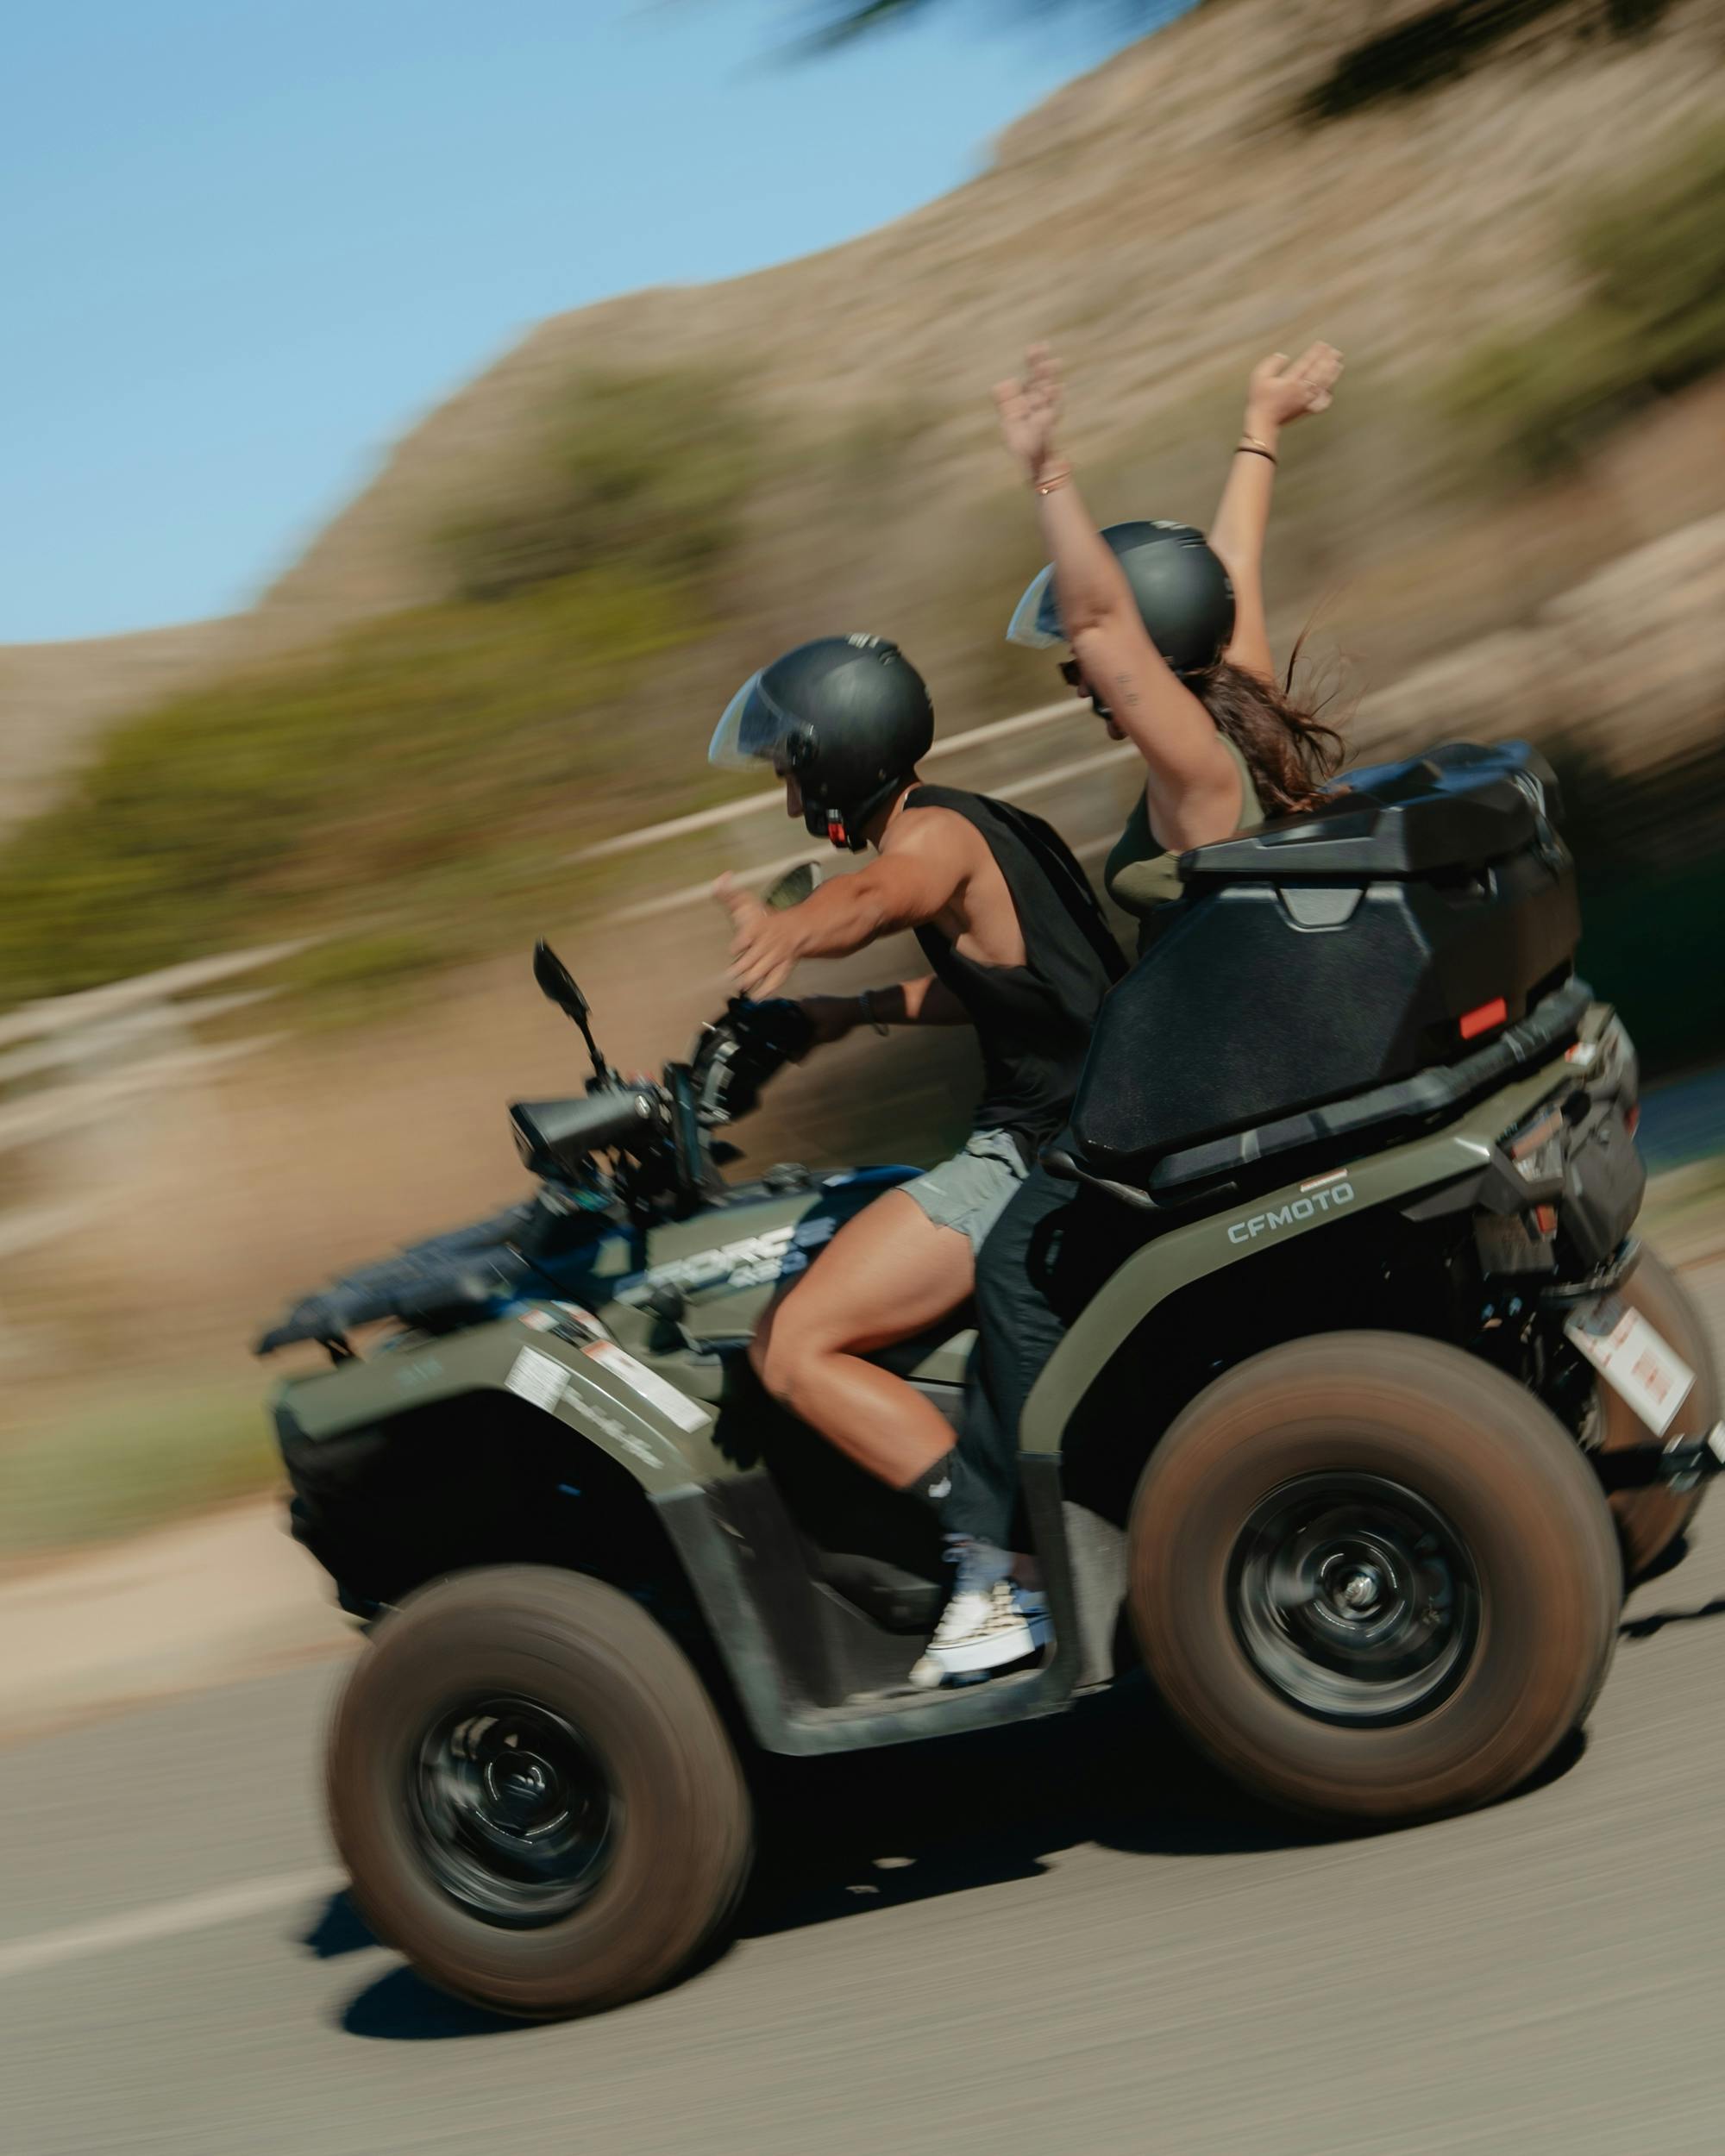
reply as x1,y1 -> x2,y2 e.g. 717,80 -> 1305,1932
1103,736 -> 1264,956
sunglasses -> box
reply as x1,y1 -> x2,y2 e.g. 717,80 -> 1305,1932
1058,658 -> 1112,720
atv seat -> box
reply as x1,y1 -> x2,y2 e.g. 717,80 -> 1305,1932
1068,741 -> 1582,1197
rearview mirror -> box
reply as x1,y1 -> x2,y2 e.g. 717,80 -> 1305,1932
532,939 -> 588,1020
534,939 -> 609,1081
762,862 -> 823,912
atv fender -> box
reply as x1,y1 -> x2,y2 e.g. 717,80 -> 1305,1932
1023,1051 -> 1579,1459
273,1310 -> 730,1497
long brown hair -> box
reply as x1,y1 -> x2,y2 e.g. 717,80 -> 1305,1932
1191,642 -> 1347,816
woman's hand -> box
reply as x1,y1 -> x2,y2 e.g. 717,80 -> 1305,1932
993,342 -> 1064,483
1245,342 -> 1344,439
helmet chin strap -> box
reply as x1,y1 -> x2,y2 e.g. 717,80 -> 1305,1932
801,798 -> 862,851
802,774 -> 908,853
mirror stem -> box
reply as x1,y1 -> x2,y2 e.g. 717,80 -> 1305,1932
577,1017 -> 608,1084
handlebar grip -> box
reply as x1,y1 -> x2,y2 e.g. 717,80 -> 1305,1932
561,1089 -> 662,1152
510,1087 -> 662,1169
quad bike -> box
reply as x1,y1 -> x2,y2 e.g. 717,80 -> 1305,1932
260,740 -> 1722,2021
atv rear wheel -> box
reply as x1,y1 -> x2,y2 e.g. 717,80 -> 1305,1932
1128,1333 -> 1622,1825
328,1565 -> 752,2019
1591,1245 -> 1719,1579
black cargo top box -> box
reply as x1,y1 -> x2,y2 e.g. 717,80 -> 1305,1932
1068,741 -> 1580,1188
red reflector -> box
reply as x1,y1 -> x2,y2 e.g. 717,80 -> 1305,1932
1625,1103 -> 1640,1137
1460,996 -> 1509,1041
1534,1205 -> 1559,1235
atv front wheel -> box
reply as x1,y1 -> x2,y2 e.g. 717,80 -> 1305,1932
328,1565 -> 752,2019
1128,1333 -> 1622,1824
1590,1244 -> 1719,1579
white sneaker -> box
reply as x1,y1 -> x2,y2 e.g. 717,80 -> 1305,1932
909,1543 -> 1050,1689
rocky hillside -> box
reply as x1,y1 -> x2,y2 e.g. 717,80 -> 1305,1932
3,0 -> 1722,998
235,0 -> 1725,650
8,2 -> 1722,780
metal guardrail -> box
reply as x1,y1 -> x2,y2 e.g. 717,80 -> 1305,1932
0,943 -> 307,1281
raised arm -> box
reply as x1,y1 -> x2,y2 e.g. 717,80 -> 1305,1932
994,346 -> 1238,853
1208,343 -> 1342,683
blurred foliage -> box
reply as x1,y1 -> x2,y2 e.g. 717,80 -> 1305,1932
1441,122 -> 1725,477
0,1376 -> 273,1553
0,366 -> 773,1011
1302,0 -> 1675,121
0,567 -> 705,1006
781,0 -> 1676,72
279,930 -> 451,1029
783,0 -> 1196,50
441,367 -> 757,601
1578,856 -> 1725,1075
1549,733 -> 1725,1074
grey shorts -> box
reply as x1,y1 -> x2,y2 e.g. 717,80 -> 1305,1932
900,1129 -> 1029,1257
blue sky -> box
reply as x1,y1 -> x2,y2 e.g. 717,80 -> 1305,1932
3,1 -> 1159,643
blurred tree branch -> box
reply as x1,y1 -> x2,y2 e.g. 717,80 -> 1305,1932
786,0 -> 1198,52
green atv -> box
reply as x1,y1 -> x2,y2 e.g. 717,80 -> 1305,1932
260,742 -> 1722,2021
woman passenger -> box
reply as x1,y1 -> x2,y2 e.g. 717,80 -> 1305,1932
913,340 -> 1348,1683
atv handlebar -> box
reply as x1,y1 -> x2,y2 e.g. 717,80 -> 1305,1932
689,998 -> 813,1125
507,997 -> 809,1194
509,1086 -> 664,1177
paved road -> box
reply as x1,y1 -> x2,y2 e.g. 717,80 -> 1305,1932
6,1261 -> 1724,2156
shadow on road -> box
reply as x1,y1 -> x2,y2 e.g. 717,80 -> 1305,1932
736,1678 -> 1312,1939
324,1674 -> 1588,2042
1619,1595 -> 1725,1641
304,1893 -> 534,2041
341,1965 -> 531,2041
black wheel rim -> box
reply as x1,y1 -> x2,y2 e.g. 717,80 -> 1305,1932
410,1696 -> 617,1927
1229,1473 -> 1480,1726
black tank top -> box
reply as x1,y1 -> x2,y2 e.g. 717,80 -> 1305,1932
906,784 -> 1126,1151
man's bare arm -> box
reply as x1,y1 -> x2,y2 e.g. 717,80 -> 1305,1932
713,817 -> 969,1000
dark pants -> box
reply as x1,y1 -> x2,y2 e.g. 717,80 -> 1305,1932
945,1161 -> 1143,1548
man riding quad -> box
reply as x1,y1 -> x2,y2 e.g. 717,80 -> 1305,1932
706,630 -> 1122,1678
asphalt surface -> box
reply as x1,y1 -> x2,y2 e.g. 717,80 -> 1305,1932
6,1261 -> 1724,2156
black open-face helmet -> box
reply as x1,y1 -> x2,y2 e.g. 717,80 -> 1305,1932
709,635 -> 934,851
1007,520 -> 1235,681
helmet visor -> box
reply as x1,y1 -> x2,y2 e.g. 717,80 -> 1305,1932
1005,563 -> 1063,649
708,672 -> 800,772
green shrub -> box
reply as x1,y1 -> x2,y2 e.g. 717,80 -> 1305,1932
1440,122 -> 1725,478
0,567 -> 712,1007
1302,0 -> 1675,122
1575,123 -> 1725,385
1547,730 -> 1725,1075
442,366 -> 757,601
0,1376 -> 274,1553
